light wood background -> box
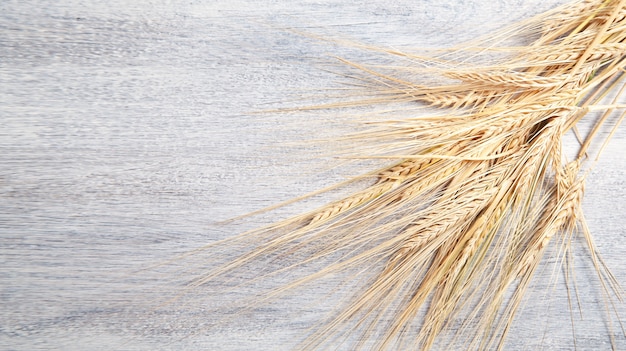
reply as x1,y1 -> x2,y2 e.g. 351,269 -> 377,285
1,0 -> 625,350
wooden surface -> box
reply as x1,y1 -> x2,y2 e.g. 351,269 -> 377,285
1,1 -> 625,350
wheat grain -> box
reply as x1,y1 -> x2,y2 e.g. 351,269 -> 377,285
172,1 -> 626,350
444,70 -> 566,88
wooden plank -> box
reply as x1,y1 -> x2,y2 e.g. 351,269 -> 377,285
1,0 -> 624,349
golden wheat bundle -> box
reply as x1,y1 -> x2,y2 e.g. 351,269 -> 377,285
164,0 -> 626,349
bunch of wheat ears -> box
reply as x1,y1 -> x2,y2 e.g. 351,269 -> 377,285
167,0 -> 626,349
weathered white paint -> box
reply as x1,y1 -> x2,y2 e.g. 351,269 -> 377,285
1,1 -> 624,350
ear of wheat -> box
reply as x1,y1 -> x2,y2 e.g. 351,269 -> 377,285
169,0 -> 626,349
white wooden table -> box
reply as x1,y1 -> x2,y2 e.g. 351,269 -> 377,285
1,0 -> 624,350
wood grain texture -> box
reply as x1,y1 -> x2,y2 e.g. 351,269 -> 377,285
1,1 -> 624,350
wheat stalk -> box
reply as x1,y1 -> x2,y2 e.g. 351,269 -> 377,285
166,1 -> 626,350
